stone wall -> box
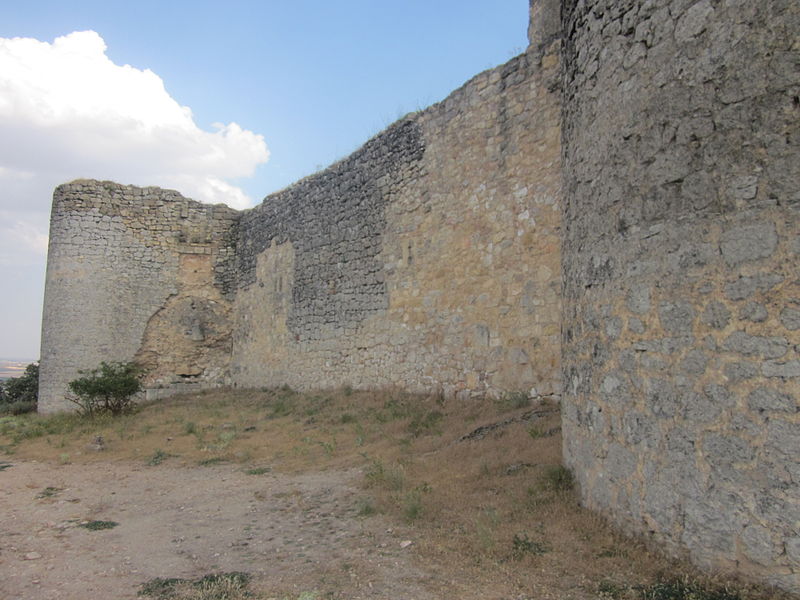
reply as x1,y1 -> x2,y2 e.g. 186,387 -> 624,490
560,0 -> 799,591
39,181 -> 239,412
231,43 -> 563,399
40,29 -> 564,407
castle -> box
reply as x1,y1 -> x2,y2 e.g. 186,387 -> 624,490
39,0 -> 798,592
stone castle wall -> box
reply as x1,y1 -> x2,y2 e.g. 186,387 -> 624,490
231,46 -> 563,398
40,181 -> 239,412
560,0 -> 799,591
38,0 -> 798,592
39,20 -> 564,406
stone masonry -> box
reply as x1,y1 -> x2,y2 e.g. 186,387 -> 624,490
39,0 -> 798,592
560,0 -> 799,592
40,181 -> 239,411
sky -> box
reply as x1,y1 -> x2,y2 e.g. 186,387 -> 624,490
0,0 -> 530,360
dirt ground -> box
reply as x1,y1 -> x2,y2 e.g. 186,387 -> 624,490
2,389 -> 783,600
1,460 -> 439,600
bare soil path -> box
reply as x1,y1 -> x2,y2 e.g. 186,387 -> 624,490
1,461 -> 432,599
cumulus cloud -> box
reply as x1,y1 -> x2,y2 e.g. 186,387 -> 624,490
0,30 -> 270,356
0,30 -> 268,209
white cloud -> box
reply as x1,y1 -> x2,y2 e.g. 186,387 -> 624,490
0,30 -> 269,211
0,30 -> 270,358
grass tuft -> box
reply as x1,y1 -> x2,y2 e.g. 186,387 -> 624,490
511,532 -> 549,559
36,486 -> 63,499
80,520 -> 118,531
147,449 -> 170,466
139,572 -> 251,600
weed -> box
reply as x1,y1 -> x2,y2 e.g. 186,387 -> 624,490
0,461 -> 12,471
147,449 -> 169,466
80,520 -> 118,530
58,453 -> 71,465
245,466 -> 270,475
407,409 -> 443,437
527,426 -> 545,439
640,579 -> 741,600
363,457 -> 405,492
403,490 -> 423,521
542,465 -> 574,492
339,412 -> 357,424
353,422 -> 366,447
598,580 -> 627,599
511,533 -> 548,559
597,546 -> 628,559
217,430 -> 237,449
198,457 -> 227,466
139,572 -> 251,599
356,497 -> 376,516
184,421 -> 197,435
402,483 -> 431,522
270,398 -> 293,418
316,438 -> 335,456
36,486 -> 62,499
495,391 -> 531,412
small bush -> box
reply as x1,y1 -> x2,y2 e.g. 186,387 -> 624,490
147,449 -> 169,466
5,400 -> 36,415
68,361 -> 142,416
511,533 -> 549,559
542,465 -> 574,492
0,363 -> 38,414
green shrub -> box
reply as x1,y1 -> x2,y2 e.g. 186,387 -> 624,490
147,449 -> 169,466
542,465 -> 574,492
67,361 -> 142,416
0,363 -> 38,414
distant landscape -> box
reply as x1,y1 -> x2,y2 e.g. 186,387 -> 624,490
0,358 -> 37,380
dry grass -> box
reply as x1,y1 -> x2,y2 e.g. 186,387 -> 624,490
0,387 -> 791,600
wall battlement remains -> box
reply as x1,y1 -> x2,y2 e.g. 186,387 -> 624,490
39,0 -> 798,592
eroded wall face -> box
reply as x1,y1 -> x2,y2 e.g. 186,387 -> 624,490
561,0 -> 799,591
39,181 -> 239,412
231,47 -> 563,399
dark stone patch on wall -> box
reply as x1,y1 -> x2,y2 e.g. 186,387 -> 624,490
236,118 -> 425,340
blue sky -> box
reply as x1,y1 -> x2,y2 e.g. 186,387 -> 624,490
0,1 -> 530,359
